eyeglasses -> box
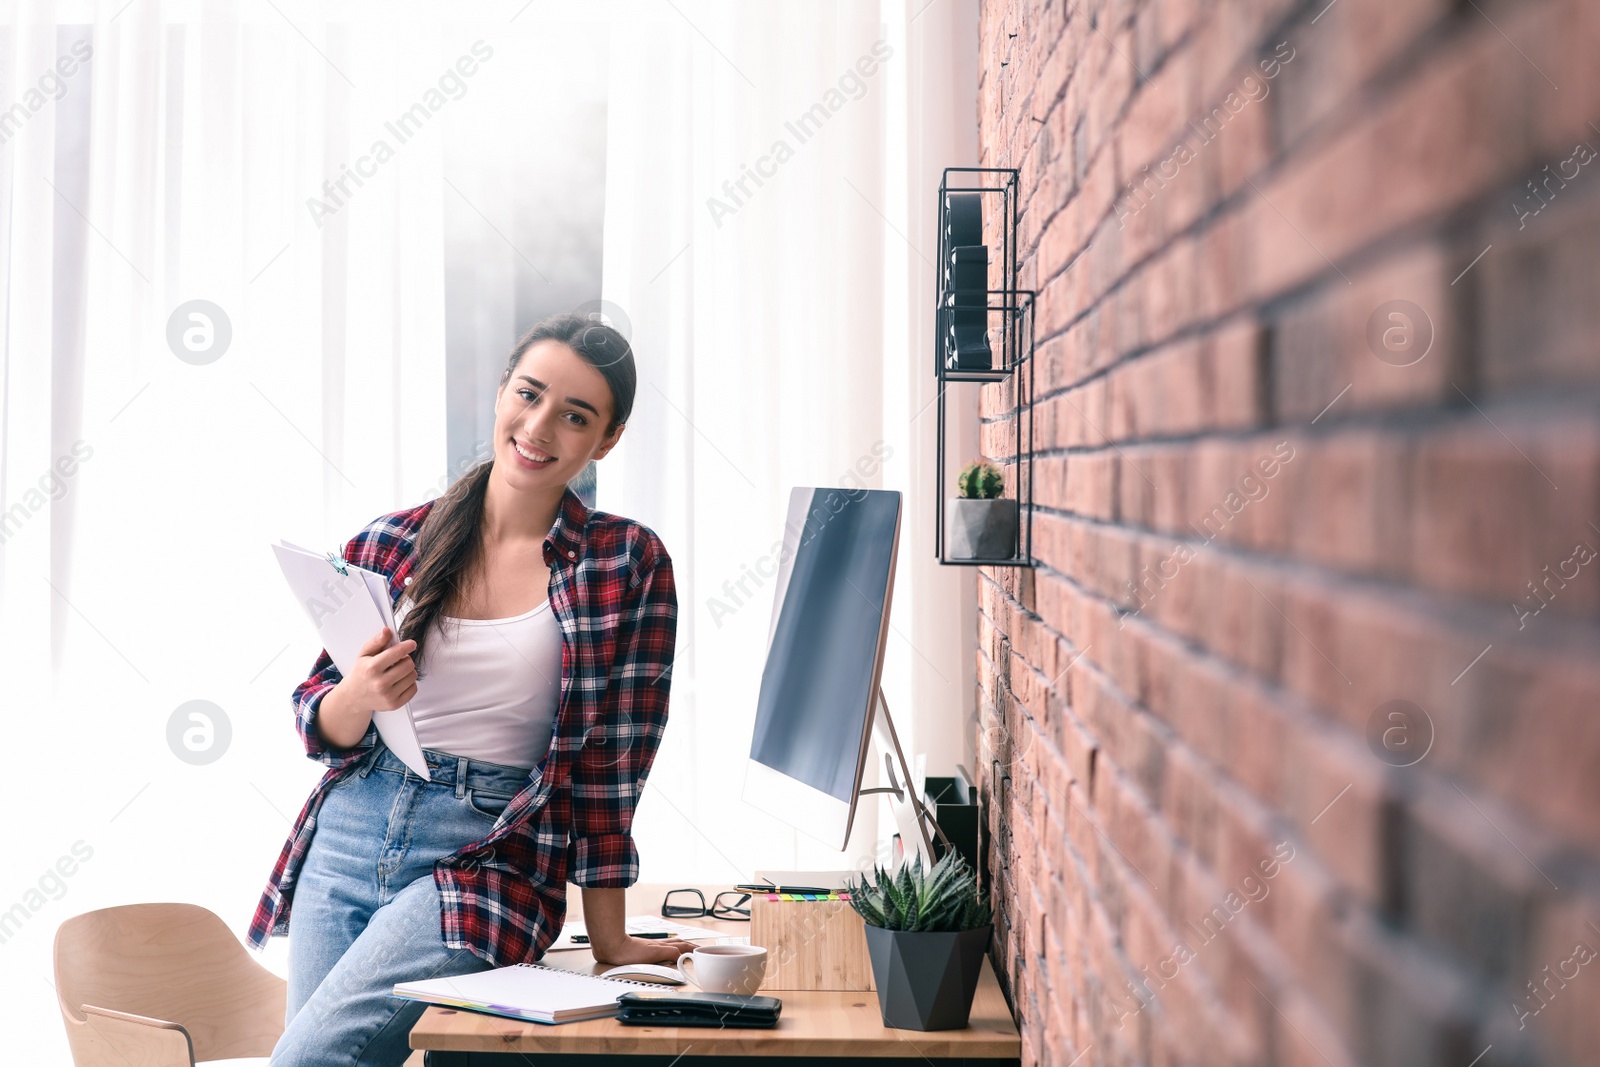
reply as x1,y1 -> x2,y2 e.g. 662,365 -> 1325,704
661,888 -> 751,922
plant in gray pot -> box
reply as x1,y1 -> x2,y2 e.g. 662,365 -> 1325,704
845,850 -> 994,1031
946,459 -> 1018,560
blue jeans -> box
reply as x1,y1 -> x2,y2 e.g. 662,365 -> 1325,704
271,741 -> 531,1067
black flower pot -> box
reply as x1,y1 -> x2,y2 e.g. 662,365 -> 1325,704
863,923 -> 993,1031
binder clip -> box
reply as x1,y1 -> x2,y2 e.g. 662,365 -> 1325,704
325,552 -> 349,576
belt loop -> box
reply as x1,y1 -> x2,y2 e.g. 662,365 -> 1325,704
456,756 -> 468,799
357,742 -> 383,779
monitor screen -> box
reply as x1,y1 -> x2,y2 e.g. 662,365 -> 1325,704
744,487 -> 901,848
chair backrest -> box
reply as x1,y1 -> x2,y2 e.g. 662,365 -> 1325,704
54,902 -> 286,1064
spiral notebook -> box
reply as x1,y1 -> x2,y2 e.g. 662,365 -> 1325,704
393,962 -> 670,1024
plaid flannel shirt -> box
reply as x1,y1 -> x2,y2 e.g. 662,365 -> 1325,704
246,484 -> 677,966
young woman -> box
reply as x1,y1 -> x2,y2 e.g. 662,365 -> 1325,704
249,314 -> 693,1066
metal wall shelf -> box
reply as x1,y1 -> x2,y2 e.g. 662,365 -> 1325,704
934,167 -> 1036,568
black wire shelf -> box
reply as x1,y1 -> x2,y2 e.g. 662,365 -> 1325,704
933,167 -> 1035,569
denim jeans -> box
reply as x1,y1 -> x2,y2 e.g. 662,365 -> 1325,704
270,741 -> 531,1067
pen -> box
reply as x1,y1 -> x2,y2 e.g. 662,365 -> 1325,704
734,883 -> 839,894
569,932 -> 672,944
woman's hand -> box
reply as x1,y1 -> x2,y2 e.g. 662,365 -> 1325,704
315,626 -> 418,749
342,626 -> 419,713
590,935 -> 700,967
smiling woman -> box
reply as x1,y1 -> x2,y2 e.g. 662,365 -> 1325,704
255,312 -> 689,1066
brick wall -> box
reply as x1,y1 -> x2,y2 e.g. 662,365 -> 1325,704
971,1 -> 1600,1065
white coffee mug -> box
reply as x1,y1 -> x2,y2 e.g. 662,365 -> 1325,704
675,944 -> 768,995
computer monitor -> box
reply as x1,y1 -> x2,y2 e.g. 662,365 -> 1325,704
743,486 -> 902,851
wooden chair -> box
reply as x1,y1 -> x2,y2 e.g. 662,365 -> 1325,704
53,902 -> 286,1066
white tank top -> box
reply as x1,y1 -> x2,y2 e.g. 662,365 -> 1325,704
392,594 -> 562,771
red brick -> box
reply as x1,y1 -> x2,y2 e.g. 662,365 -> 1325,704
1272,0 -> 1451,146
1281,722 -> 1390,906
1265,849 -> 1362,1042
1339,905 -> 1485,1067
1222,669 -> 1287,810
1065,450 -> 1120,520
1111,340 -> 1209,441
1517,892 -> 1600,1064
1195,206 -> 1248,320
1465,649 -> 1600,853
1116,447 -> 1156,528
1141,447 -> 1193,535
1198,555 -> 1285,680
1410,415 -> 1600,608
1119,34 -> 1192,182
1248,20 -> 1532,303
1202,315 -> 1263,431
1278,575 -> 1357,716
1271,985 -> 1363,1067
1272,245 -> 1462,424
1188,0 -> 1299,109
1136,532 -> 1204,640
1162,742 -> 1223,871
1325,585 -> 1477,741
1225,435 -> 1298,553
1480,179 -> 1600,393
1209,69 -> 1272,202
1290,431 -> 1405,576
1539,0 -> 1600,157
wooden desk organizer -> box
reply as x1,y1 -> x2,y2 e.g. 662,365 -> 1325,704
749,894 -> 876,991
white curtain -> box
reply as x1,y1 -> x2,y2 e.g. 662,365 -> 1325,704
0,1 -> 978,1060
598,0 -> 981,882
3,6 -> 488,1061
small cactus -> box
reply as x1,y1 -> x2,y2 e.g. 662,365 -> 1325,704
957,459 -> 1004,499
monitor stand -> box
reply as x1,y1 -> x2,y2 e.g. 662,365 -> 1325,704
857,686 -> 954,864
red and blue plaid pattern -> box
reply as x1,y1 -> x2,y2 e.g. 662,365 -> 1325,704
246,484 -> 677,966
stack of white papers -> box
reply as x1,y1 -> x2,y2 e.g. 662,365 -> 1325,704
272,540 -> 430,779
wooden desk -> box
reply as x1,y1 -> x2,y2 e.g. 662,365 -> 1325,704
410,882 -> 1021,1065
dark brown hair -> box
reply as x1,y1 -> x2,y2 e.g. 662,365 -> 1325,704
399,313 -> 635,677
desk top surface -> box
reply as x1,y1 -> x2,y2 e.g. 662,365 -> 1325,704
409,881 -> 1022,1057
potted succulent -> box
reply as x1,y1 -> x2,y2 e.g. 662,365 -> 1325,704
946,459 -> 1018,560
845,850 -> 994,1031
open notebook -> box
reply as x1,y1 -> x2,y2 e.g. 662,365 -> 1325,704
393,962 -> 669,1024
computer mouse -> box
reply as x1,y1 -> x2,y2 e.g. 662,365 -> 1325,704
600,963 -> 688,985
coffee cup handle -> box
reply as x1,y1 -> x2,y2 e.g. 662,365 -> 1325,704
676,952 -> 698,988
